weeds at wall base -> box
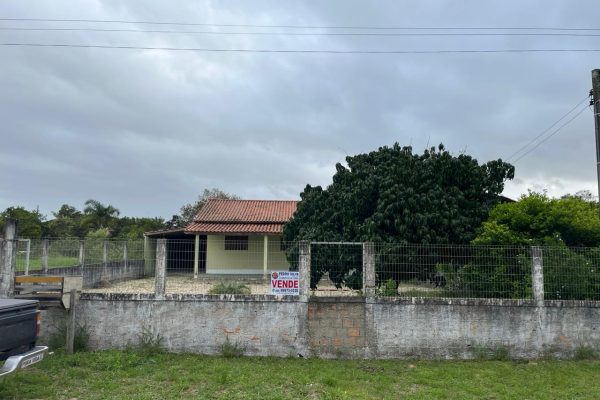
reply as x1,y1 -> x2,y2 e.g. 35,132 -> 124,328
472,346 -> 512,361
573,346 -> 599,360
48,322 -> 90,353
219,337 -> 246,358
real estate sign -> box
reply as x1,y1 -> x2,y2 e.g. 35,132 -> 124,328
270,271 -> 300,295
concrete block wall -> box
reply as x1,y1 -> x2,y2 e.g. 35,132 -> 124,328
308,297 -> 366,358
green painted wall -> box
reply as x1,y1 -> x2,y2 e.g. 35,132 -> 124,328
205,234 -> 291,274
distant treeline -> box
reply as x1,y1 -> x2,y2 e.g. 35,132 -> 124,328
0,188 -> 238,239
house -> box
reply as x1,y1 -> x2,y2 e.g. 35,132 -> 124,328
185,199 -> 298,275
146,199 -> 298,275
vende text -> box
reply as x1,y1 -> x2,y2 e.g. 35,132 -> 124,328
272,280 -> 299,288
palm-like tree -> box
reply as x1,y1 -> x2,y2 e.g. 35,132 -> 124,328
83,199 -> 120,229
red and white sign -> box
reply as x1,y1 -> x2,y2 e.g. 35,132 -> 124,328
270,271 -> 300,295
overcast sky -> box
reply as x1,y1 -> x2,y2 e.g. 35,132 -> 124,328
0,1 -> 598,219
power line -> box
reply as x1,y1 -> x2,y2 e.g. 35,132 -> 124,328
506,96 -> 591,162
3,26 -> 600,38
1,18 -> 600,31
511,105 -> 589,164
2,42 -> 600,54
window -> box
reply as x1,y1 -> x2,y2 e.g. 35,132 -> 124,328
224,236 -> 248,251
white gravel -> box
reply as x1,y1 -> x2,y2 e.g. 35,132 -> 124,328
85,276 -> 361,296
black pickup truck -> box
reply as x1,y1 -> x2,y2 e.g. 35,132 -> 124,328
0,299 -> 48,378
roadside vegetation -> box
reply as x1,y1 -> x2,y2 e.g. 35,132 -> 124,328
1,351 -> 599,399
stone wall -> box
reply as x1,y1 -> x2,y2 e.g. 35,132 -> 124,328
38,293 -> 600,359
40,293 -> 309,357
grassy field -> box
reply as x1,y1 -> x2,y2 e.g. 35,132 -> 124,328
1,351 -> 599,399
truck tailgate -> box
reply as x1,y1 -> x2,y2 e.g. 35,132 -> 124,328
0,300 -> 38,357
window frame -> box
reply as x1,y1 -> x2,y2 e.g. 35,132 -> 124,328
224,235 -> 249,251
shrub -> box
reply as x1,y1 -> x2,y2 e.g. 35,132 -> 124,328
376,279 -> 398,296
209,282 -> 251,295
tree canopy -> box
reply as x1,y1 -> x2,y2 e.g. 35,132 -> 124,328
284,143 -> 515,244
168,188 -> 239,228
283,143 -> 514,288
473,191 -> 600,247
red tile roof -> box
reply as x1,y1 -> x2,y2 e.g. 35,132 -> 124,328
185,199 -> 298,235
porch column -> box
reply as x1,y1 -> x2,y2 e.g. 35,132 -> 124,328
263,235 -> 269,276
193,234 -> 199,279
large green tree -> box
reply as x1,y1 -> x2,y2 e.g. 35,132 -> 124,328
46,204 -> 86,238
82,199 -> 120,231
168,188 -> 239,228
283,143 -> 514,288
441,192 -> 600,300
0,207 -> 45,238
473,192 -> 600,247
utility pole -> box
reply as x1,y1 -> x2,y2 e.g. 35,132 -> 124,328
592,69 -> 600,206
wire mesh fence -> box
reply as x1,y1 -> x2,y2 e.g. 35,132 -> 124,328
375,244 -> 533,299
541,246 -> 600,301
310,242 -> 363,295
15,238 -> 148,273
10,238 -> 600,300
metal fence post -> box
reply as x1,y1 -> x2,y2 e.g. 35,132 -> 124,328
155,239 -> 167,299
363,242 -> 376,298
299,241 -> 311,301
531,246 -> 544,306
0,219 -> 17,298
41,239 -> 49,274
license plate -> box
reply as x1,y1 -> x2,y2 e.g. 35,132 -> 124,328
20,353 -> 44,369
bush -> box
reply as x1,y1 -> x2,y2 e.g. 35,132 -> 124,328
377,279 -> 398,296
209,282 -> 251,295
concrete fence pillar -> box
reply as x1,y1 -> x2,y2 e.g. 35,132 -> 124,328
101,240 -> 108,281
78,240 -> 85,275
102,240 -> 108,265
362,242 -> 376,298
143,235 -> 151,276
0,219 -> 17,298
41,239 -> 49,274
299,241 -> 311,301
123,242 -> 128,269
531,246 -> 544,307
155,239 -> 167,299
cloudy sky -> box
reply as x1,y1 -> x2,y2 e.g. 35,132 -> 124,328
0,1 -> 598,219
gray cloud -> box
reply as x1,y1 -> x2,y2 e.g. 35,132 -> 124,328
0,0 -> 598,218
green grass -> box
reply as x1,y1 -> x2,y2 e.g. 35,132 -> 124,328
16,256 -> 80,271
1,351 -> 599,399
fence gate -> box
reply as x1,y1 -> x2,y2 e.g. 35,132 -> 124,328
309,242 -> 363,296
